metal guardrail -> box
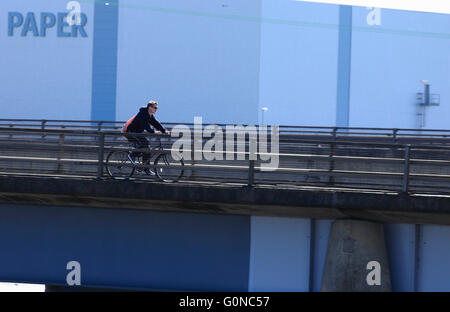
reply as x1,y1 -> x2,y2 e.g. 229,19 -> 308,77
2,118 -> 450,144
1,124 -> 450,195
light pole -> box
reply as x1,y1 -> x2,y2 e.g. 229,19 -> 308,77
261,107 -> 268,125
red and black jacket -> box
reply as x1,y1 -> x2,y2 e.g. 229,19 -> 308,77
122,107 -> 165,134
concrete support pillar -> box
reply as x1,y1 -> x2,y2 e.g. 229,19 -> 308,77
321,219 -> 391,292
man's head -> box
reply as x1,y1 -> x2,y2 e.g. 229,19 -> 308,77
147,100 -> 158,115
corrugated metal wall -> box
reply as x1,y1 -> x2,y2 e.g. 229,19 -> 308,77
2,202 -> 449,291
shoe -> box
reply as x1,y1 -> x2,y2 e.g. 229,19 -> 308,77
127,154 -> 136,164
144,168 -> 155,176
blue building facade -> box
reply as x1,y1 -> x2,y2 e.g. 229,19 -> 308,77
1,0 -> 450,291
2,0 -> 449,127
2,203 -> 450,292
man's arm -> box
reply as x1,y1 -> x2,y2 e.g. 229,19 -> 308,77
149,115 -> 166,133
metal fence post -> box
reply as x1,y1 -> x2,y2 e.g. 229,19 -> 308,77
328,128 -> 337,185
97,132 -> 105,179
190,138 -> 199,181
41,120 -> 47,139
9,124 -> 13,140
57,133 -> 65,173
402,145 -> 411,193
248,160 -> 255,187
331,127 -> 337,140
393,129 -> 399,143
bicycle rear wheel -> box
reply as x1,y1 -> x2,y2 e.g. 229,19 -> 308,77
106,150 -> 135,179
154,153 -> 184,182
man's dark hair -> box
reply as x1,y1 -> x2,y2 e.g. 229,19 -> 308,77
147,101 -> 158,109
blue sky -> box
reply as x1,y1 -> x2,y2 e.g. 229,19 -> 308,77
296,0 -> 450,14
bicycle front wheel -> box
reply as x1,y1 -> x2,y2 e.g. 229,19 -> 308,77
154,153 -> 184,183
106,150 -> 135,180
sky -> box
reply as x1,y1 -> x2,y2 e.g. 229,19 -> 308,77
0,0 -> 448,293
296,0 -> 450,14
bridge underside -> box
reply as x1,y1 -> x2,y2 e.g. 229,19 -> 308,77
1,175 -> 450,225
2,175 -> 450,291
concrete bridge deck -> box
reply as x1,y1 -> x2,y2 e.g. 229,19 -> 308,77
1,124 -> 450,226
1,174 -> 450,225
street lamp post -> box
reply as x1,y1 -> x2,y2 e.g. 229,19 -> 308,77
261,107 -> 268,125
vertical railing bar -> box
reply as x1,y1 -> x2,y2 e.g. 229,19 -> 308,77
248,159 -> 255,187
402,145 -> 411,193
393,129 -> 398,143
328,127 -> 337,185
9,124 -> 13,140
41,120 -> 47,139
57,133 -> 65,173
98,121 -> 103,131
97,132 -> 105,179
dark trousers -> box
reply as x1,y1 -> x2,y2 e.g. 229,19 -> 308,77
125,133 -> 150,164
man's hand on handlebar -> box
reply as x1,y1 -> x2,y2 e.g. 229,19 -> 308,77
155,130 -> 171,135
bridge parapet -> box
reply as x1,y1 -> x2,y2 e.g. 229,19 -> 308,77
1,125 -> 450,195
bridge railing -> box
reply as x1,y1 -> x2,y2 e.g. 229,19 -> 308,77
2,118 -> 450,144
1,126 -> 450,195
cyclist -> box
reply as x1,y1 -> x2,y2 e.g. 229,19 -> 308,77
122,101 -> 170,174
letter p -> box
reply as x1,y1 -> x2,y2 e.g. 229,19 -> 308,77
8,12 -> 23,36
40,13 -> 56,37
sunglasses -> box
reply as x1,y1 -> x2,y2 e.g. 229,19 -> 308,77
150,105 -> 158,109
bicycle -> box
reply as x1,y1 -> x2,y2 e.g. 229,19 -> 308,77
105,137 -> 184,182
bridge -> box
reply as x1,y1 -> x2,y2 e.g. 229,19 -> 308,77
2,119 -> 450,291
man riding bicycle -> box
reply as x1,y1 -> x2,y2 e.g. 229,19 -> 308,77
122,100 -> 170,174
